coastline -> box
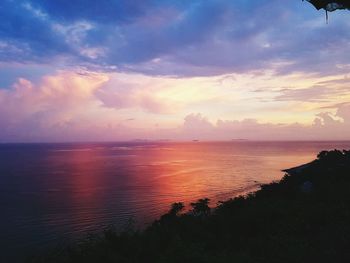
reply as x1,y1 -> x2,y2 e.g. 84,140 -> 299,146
28,149 -> 350,263
281,160 -> 317,175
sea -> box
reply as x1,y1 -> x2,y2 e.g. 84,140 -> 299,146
1,141 -> 350,261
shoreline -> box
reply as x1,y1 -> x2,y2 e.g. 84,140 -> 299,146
27,149 -> 350,262
281,160 -> 317,175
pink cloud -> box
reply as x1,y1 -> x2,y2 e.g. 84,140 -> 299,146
95,76 -> 180,114
175,111 -> 350,141
0,71 -> 181,141
96,87 -> 175,114
0,71 -> 109,141
0,71 -> 349,142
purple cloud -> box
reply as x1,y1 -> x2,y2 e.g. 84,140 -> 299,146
0,0 -> 349,76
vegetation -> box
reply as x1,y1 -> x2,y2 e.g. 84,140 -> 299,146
29,150 -> 350,263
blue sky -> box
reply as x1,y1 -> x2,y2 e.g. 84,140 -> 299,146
0,0 -> 350,141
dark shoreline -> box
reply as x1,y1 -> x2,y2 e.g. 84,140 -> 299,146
281,160 -> 316,175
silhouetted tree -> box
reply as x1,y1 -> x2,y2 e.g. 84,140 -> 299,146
304,0 -> 350,11
158,202 -> 185,223
190,198 -> 210,217
303,0 -> 350,23
317,149 -> 344,163
169,202 -> 185,216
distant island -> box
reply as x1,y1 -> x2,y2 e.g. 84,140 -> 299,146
29,149 -> 350,263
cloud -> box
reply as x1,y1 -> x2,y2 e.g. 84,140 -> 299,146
275,86 -> 332,102
95,77 -> 179,114
0,71 -> 109,141
177,111 -> 350,141
0,70 -> 349,142
261,76 -> 350,114
0,71 -> 189,141
274,85 -> 350,102
31,0 -> 151,24
336,103 -> 350,122
1,0 -> 350,76
0,1 -> 72,62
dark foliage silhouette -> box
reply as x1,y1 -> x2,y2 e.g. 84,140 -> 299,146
304,0 -> 350,11
190,198 -> 211,217
169,202 -> 185,216
304,0 -> 350,22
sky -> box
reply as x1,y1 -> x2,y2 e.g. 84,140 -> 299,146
0,0 -> 350,142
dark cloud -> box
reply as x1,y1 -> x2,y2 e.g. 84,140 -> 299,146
0,0 -> 349,76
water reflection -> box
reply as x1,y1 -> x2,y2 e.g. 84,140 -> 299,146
1,141 -> 350,261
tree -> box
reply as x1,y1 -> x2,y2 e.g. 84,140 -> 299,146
190,198 -> 211,217
303,0 -> 350,22
169,202 -> 185,216
304,0 -> 350,11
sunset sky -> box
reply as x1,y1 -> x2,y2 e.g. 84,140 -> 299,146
0,0 -> 350,142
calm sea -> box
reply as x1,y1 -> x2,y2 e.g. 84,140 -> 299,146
1,141 -> 350,261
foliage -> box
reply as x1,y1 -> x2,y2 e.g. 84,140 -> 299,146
169,202 -> 185,216
190,198 -> 211,217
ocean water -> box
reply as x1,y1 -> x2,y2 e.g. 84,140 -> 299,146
1,141 -> 350,261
